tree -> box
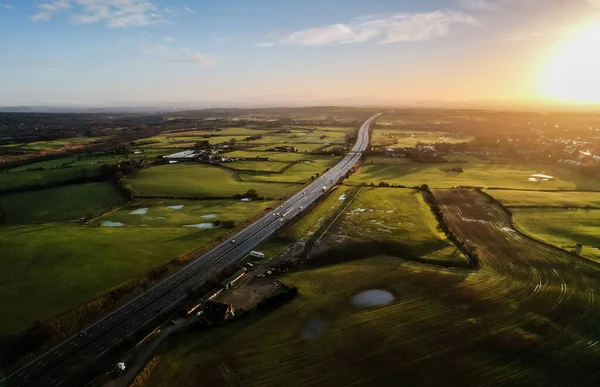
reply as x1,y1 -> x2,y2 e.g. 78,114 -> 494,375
229,138 -> 237,145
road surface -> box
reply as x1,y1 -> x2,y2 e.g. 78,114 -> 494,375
1,113 -> 380,387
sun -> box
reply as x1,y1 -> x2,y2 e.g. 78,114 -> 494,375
542,23 -> 600,104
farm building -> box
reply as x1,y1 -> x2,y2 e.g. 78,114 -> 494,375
203,300 -> 235,322
223,267 -> 247,290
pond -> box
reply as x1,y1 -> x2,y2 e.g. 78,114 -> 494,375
129,208 -> 148,215
351,290 -> 394,308
183,223 -> 214,229
102,221 -> 124,227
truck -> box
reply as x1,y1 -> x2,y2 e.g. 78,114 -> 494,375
322,185 -> 327,192
249,251 -> 265,259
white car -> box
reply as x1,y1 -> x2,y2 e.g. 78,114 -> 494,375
231,240 -> 236,244
196,310 -> 204,317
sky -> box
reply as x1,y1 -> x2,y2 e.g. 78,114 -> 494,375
1,0 -> 600,107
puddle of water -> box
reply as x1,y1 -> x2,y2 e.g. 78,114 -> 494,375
102,221 -> 124,227
167,205 -> 184,210
129,208 -> 148,215
201,214 -> 217,219
338,193 -> 346,201
352,290 -> 394,308
183,223 -> 214,229
303,316 -> 325,340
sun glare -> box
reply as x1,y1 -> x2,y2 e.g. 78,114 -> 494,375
543,23 -> 600,104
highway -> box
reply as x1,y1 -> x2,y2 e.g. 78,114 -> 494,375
1,113 -> 380,387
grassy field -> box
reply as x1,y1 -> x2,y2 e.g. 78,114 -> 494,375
488,190 -> 600,208
94,199 -> 277,228
345,162 -> 600,190
248,143 -> 328,152
364,156 -> 415,165
0,164 -> 105,192
146,256 -> 477,387
125,163 -> 300,199
0,223 -> 225,334
511,208 -> 600,262
371,130 -> 473,148
283,186 -> 352,240
226,160 -> 291,172
1,182 -> 124,224
223,150 -> 338,162
324,188 -> 466,264
239,158 -> 340,184
166,128 -> 270,137
2,137 -> 102,151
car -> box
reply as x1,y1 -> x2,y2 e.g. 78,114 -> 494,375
303,191 -> 306,195
196,310 -> 204,317
279,218 -> 284,222
169,320 -> 178,325
231,239 -> 236,244
299,206 -> 303,209
78,330 -> 87,337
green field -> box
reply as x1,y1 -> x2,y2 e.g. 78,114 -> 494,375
125,163 -> 300,199
488,190 -> 600,208
345,162 -> 600,190
145,257 -> 487,387
364,156 -> 415,165
248,143 -> 328,152
2,137 -> 102,151
283,186 -> 351,240
371,130 -> 473,148
239,158 -> 340,184
166,128 -> 270,137
0,164 -> 105,192
94,199 -> 277,228
226,160 -> 291,172
327,188 -> 466,264
0,224 -> 224,334
223,150 -> 337,162
1,183 -> 124,224
512,208 -> 600,262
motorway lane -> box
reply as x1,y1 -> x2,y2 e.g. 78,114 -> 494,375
3,113 -> 380,387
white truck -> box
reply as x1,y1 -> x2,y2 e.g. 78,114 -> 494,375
249,251 -> 265,259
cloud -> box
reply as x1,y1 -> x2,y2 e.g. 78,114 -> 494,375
32,11 -> 53,20
460,0 -> 501,11
31,0 -> 165,27
162,36 -> 175,43
272,11 -> 476,46
254,42 -> 276,48
1,4 -> 12,9
183,6 -> 193,13
38,0 -> 71,12
139,43 -> 167,55
172,49 -> 214,66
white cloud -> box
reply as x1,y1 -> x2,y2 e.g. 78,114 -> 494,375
139,43 -> 167,55
460,0 -> 501,11
273,11 -> 476,46
162,36 -> 175,43
172,49 -> 215,66
32,11 -> 53,20
183,6 -> 193,13
254,42 -> 276,48
38,0 -> 71,12
1,4 -> 12,9
30,0 -> 165,27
